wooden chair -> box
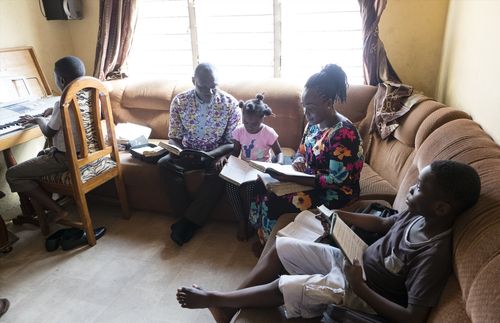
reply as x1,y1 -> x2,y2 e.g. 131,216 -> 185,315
36,76 -> 130,246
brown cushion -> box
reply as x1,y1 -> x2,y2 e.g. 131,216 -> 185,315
465,255 -> 500,322
122,79 -> 180,111
360,163 -> 397,204
427,275 -> 470,323
335,85 -> 377,123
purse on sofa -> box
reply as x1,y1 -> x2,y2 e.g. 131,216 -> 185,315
351,202 -> 398,245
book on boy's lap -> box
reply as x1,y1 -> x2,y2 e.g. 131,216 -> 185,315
278,205 -> 368,280
219,156 -> 313,196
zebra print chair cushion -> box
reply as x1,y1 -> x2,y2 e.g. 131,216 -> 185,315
41,89 -> 116,185
41,157 -> 117,185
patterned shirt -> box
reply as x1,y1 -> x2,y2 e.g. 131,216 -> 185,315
168,88 -> 240,152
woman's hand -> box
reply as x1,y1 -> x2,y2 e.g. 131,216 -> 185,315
292,156 -> 306,172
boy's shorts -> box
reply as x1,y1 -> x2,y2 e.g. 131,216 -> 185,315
276,236 -> 375,319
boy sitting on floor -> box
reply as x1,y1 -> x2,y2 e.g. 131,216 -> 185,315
176,160 -> 481,323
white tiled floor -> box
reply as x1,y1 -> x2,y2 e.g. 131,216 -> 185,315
0,203 -> 257,323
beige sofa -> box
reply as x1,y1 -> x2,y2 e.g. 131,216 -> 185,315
103,78 -> 500,322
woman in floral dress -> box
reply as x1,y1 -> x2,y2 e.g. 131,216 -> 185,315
249,64 -> 364,244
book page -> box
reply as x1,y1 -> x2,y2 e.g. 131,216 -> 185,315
331,216 -> 368,280
158,141 -> 182,156
249,161 -> 315,178
277,210 -> 323,241
219,156 -> 260,186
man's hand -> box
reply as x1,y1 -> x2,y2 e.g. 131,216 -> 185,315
214,155 -> 228,172
344,259 -> 365,292
19,115 -> 37,125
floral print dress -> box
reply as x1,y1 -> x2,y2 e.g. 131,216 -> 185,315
249,120 -> 364,242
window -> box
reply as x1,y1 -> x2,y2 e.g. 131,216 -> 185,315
129,0 -> 363,84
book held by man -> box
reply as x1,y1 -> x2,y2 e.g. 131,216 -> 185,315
219,156 -> 313,196
158,141 -> 213,160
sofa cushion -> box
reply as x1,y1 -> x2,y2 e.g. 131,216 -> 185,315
428,275 -> 470,323
335,85 -> 378,123
359,163 -> 397,204
466,255 -> 500,322
122,78 -> 179,111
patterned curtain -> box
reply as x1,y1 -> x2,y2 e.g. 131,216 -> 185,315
93,0 -> 138,80
358,0 -> 401,85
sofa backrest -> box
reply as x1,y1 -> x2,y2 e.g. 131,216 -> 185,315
106,79 -> 378,152
356,96 -> 472,191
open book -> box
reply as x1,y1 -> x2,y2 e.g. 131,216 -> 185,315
249,160 -> 315,178
219,156 -> 313,196
158,141 -> 213,160
278,205 -> 368,280
277,209 -> 324,241
330,210 -> 368,280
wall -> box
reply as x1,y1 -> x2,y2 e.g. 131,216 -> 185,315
437,0 -> 500,143
0,0 -> 74,94
67,1 -> 100,75
380,0 -> 449,97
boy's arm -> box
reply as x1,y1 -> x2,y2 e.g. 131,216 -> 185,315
345,261 -> 430,323
20,115 -> 57,138
337,210 -> 396,234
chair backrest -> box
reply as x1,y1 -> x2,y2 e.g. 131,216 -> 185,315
59,76 -> 121,185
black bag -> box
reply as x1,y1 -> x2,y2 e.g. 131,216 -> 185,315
159,151 -> 214,174
352,203 -> 398,245
321,304 -> 386,323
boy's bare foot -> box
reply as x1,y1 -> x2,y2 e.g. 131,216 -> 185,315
176,285 -> 233,323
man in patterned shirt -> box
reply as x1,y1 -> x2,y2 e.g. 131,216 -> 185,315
158,63 -> 241,245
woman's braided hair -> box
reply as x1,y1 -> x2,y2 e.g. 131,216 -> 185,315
304,64 -> 348,104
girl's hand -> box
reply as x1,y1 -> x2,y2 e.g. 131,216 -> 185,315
344,259 -> 364,291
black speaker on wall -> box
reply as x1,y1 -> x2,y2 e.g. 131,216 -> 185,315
41,0 -> 83,20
